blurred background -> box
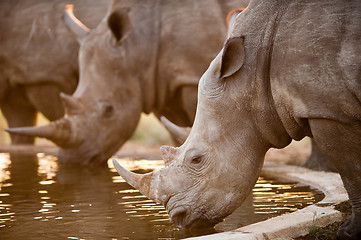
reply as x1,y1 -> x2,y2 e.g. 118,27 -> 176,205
0,110 -> 173,147
0,108 -> 311,166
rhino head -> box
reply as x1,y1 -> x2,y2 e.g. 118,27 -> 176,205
6,3 -> 156,165
113,34 -> 292,228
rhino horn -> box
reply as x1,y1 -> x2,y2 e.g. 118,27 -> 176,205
226,8 -> 245,38
112,159 -> 161,202
5,118 -> 71,147
160,145 -> 178,166
64,4 -> 90,43
60,93 -> 84,116
160,116 -> 190,144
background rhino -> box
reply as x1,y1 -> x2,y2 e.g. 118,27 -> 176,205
0,0 -> 110,144
7,0 -> 250,165
114,0 -> 361,238
3,0 -> 331,172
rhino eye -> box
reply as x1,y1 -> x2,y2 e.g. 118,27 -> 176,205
191,156 -> 202,165
188,154 -> 207,172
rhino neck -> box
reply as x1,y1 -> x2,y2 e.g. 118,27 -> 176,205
232,0 -> 293,149
250,0 -> 310,144
108,0 -> 162,115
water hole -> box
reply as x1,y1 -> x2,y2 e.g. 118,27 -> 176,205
0,153 -> 324,239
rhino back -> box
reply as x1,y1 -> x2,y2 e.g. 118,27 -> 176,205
0,0 -> 110,89
269,0 -> 361,126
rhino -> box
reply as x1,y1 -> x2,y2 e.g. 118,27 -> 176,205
113,0 -> 361,238
6,0 -> 250,165
0,0 -> 110,144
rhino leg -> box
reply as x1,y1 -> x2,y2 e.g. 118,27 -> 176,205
1,89 -> 37,144
309,119 -> 361,240
25,84 -> 66,121
304,139 -> 337,172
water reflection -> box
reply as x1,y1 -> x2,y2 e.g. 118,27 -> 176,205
0,153 -> 323,239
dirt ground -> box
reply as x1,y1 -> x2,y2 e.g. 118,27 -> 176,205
295,201 -> 352,240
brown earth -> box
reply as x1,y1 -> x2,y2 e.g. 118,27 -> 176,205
295,201 -> 352,240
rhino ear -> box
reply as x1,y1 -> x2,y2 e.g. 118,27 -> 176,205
107,7 -> 132,43
220,36 -> 245,79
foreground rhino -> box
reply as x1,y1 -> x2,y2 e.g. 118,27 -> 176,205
0,0 -> 110,144
7,0 -> 249,165
113,0 -> 361,238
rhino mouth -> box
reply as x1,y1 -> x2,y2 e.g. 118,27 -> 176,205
168,207 -> 187,228
165,196 -> 192,228
58,146 -> 109,166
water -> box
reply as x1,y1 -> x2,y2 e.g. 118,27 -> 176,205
0,153 -> 323,239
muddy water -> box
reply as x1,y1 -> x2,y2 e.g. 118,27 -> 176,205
0,153 -> 323,240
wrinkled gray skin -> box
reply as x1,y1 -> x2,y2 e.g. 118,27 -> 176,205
7,0 -> 249,165
114,0 -> 361,238
0,0 -> 110,144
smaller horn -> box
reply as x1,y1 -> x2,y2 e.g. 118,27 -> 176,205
226,8 -> 245,38
5,118 -> 71,147
60,93 -> 83,115
64,4 -> 90,43
160,145 -> 177,166
160,116 -> 190,145
226,8 -> 245,25
112,159 -> 159,202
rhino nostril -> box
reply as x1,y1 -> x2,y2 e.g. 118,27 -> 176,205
171,210 -> 188,229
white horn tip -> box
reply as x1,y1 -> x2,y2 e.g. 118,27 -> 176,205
112,158 -> 123,173
112,158 -> 147,195
160,116 -> 171,126
65,4 -> 74,10
112,158 -> 135,184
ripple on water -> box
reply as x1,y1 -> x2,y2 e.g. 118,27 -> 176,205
0,153 -> 324,239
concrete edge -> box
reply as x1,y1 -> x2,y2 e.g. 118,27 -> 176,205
186,162 -> 348,240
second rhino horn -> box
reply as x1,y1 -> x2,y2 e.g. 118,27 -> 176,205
63,4 -> 90,43
160,116 -> 190,145
160,145 -> 178,166
60,93 -> 84,116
